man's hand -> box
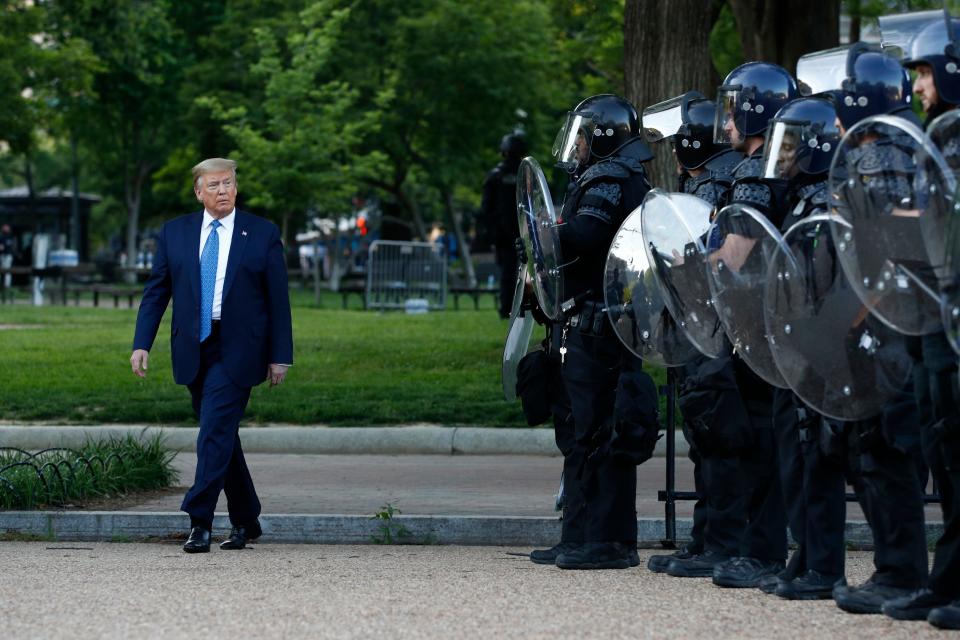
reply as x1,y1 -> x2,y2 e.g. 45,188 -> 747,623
268,363 -> 289,386
130,349 -> 149,378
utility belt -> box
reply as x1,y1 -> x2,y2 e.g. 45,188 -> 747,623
561,295 -> 611,338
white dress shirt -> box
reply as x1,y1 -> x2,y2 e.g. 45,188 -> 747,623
199,209 -> 234,320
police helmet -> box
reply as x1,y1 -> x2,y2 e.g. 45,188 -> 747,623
761,97 -> 841,179
879,9 -> 960,106
714,62 -> 799,143
553,94 -> 642,172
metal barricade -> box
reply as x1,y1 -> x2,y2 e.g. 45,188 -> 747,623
365,240 -> 447,310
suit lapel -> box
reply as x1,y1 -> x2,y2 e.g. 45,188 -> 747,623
222,210 -> 249,301
187,211 -> 203,304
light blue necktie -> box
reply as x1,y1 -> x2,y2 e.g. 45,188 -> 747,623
200,219 -> 221,342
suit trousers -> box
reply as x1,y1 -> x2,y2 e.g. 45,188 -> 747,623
181,329 -> 260,529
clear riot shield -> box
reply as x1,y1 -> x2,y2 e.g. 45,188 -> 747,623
943,180 -> 960,355
828,115 -> 950,336
501,266 -> 536,401
604,190 -> 700,367
766,215 -> 913,420
706,203 -> 788,388
516,157 -> 564,321
640,190 -> 726,358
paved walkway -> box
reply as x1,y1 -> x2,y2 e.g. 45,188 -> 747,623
0,542 -> 947,639
126,453 -> 943,524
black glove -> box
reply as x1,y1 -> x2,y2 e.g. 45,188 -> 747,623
515,237 -> 527,265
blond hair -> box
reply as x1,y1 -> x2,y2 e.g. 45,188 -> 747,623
192,158 -> 237,188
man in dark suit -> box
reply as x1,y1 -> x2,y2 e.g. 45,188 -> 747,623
130,157 -> 293,553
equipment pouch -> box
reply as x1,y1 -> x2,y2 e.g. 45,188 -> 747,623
516,349 -> 552,426
677,355 -> 750,456
611,368 -> 661,466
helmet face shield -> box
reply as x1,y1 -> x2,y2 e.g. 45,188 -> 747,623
553,112 -> 594,171
642,95 -> 685,142
713,88 -> 742,144
796,46 -> 851,95
879,9 -> 947,59
762,121 -> 807,179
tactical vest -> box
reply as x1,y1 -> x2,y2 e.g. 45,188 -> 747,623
781,180 -> 829,234
487,160 -> 521,246
559,157 -> 651,303
679,149 -> 741,208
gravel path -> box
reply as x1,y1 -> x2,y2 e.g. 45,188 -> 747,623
0,542 -> 947,639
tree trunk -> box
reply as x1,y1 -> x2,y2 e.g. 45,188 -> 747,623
728,0 -> 841,74
124,163 -> 149,283
444,188 -> 476,287
624,0 -> 724,190
398,184 -> 428,241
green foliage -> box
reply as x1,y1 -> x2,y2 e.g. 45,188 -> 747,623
0,434 -> 177,510
710,2 -> 742,80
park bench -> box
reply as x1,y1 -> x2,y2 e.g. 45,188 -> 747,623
448,285 -> 499,311
67,284 -> 142,308
336,275 -> 367,309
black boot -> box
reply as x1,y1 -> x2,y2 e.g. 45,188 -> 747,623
530,542 -> 580,565
555,542 -> 631,570
776,570 -> 845,600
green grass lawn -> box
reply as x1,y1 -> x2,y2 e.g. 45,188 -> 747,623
0,288 -> 666,426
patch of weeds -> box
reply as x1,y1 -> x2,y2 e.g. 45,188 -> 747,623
370,503 -> 412,544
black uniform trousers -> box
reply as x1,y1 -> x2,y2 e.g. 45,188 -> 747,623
773,389 -> 847,579
678,355 -> 762,558
849,379 -> 928,590
686,439 -> 708,554
181,322 -> 261,530
552,323 -> 637,544
495,244 -> 518,319
918,332 -> 960,599
740,408 -> 788,561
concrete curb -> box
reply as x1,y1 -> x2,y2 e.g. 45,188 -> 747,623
0,425 -> 689,457
0,511 -> 943,549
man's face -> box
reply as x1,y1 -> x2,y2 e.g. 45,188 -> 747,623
777,132 -> 799,178
913,64 -> 939,113
724,111 -> 746,151
195,170 -> 237,218
574,129 -> 591,166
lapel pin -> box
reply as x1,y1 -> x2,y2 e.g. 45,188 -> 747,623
242,230 -> 248,236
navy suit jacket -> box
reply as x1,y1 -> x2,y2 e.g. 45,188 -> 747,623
133,209 -> 294,388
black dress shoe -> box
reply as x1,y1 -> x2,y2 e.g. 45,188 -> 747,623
713,557 -> 785,588
556,542 -> 631,570
220,521 -> 263,550
183,526 -> 211,553
882,588 -> 954,621
530,542 -> 580,565
776,570 -> 845,600
928,601 -> 960,630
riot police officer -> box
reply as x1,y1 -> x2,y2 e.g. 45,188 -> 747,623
527,94 -> 657,570
640,91 -> 744,573
876,10 -> 960,629
782,43 -> 932,614
482,130 -> 528,318
756,95 -> 845,600
672,62 -> 796,589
